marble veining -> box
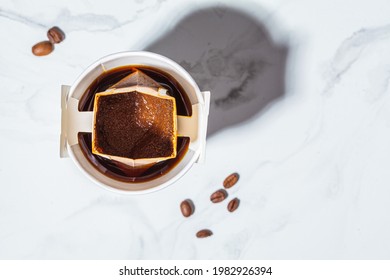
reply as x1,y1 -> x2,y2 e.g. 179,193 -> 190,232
1,0 -> 390,259
324,24 -> 390,96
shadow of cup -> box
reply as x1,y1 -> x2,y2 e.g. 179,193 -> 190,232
146,6 -> 288,136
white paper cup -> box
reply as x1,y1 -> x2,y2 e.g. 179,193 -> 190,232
60,51 -> 210,194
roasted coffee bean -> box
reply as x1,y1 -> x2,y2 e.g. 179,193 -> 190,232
32,41 -> 54,56
210,189 -> 227,203
47,26 -> 66,44
180,199 -> 194,217
196,229 -> 213,238
223,172 -> 240,189
227,198 -> 240,212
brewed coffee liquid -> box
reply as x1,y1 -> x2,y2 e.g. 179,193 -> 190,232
78,65 -> 192,183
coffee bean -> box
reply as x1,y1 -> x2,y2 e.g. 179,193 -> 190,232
210,189 -> 227,203
223,172 -> 240,189
227,198 -> 240,212
32,41 -> 54,56
196,229 -> 213,238
47,26 -> 66,44
180,199 -> 194,217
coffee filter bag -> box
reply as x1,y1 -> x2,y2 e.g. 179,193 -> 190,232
92,70 -> 177,167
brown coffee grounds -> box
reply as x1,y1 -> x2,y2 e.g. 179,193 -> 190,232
94,91 -> 175,159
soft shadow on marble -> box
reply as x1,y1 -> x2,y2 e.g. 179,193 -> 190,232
147,6 -> 289,135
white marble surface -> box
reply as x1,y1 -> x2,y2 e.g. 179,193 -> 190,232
1,0 -> 390,259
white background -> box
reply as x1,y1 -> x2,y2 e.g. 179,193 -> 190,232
1,260 -> 390,279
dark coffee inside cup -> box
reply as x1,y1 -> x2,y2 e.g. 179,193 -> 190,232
77,65 -> 192,182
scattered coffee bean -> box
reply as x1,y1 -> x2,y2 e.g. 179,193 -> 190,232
223,172 -> 240,189
196,229 -> 213,238
32,41 -> 54,56
47,26 -> 66,44
210,189 -> 228,203
180,199 -> 194,217
227,198 -> 240,212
